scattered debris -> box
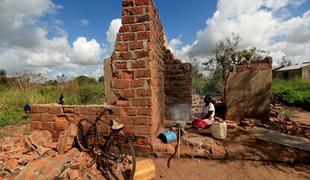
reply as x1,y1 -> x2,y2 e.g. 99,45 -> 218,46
0,127 -> 106,179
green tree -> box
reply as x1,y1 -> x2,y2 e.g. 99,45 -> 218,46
76,75 -> 97,86
56,74 -> 69,85
205,33 -> 269,82
98,76 -> 104,83
0,69 -> 7,85
204,33 -> 241,82
192,64 -> 223,95
280,56 -> 292,67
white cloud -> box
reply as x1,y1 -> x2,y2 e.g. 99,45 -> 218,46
79,19 -> 90,26
168,38 -> 183,54
72,37 -> 101,65
106,19 -> 122,49
170,0 -> 310,67
0,0 -> 108,79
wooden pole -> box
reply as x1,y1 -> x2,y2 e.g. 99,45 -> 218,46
177,126 -> 181,159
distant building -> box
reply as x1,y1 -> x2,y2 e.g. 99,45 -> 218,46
273,62 -> 310,80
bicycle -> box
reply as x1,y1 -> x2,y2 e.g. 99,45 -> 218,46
76,107 -> 136,180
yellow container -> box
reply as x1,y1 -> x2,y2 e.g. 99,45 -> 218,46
134,159 -> 156,180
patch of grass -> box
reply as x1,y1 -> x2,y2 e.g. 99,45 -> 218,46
0,81 -> 105,127
272,78 -> 310,110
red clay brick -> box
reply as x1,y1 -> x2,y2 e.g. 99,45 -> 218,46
123,7 -> 144,16
119,90 -> 135,98
114,62 -> 127,69
113,79 -> 131,89
80,107 -> 100,115
130,98 -> 151,107
115,43 -> 128,51
116,108 -> 137,116
63,107 -> 74,113
119,25 -> 130,33
116,100 -> 130,107
136,89 -> 151,97
135,137 -> 151,145
4,159 -> 19,170
122,33 -> 136,41
131,116 -> 150,125
40,122 -> 54,130
131,24 -> 144,32
129,41 -> 144,50
132,60 -> 146,68
37,105 -> 49,113
123,126 -> 136,134
136,126 -> 151,136
67,169 -> 80,180
122,16 -> 136,24
137,14 -> 150,23
116,34 -> 122,41
135,50 -> 148,58
121,71 -> 134,79
67,115 -> 79,124
41,114 -> 54,122
122,0 -> 134,7
49,106 -> 62,114
29,106 -> 39,113
119,52 -> 133,60
135,69 -> 151,78
131,79 -> 145,88
137,107 -> 152,115
145,23 -> 150,30
30,121 -> 41,130
137,32 -> 150,40
73,107 -> 81,115
55,118 -> 68,131
135,0 -> 150,6
31,114 -> 42,121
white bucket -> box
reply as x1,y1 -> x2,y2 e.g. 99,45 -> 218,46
211,122 -> 227,140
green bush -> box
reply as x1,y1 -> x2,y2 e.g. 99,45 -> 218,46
272,78 -> 310,110
193,75 -> 223,96
78,84 -> 104,104
0,78 -> 106,127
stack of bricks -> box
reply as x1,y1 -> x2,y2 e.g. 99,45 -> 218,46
164,50 -> 192,126
104,0 -> 167,153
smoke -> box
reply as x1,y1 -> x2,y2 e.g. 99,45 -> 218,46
170,104 -> 191,124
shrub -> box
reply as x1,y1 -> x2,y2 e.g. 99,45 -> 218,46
272,78 -> 310,110
78,84 -> 104,104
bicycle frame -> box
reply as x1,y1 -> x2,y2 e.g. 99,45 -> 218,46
92,108 -> 135,161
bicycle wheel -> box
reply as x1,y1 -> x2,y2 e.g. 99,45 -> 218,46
106,141 -> 136,180
76,118 -> 98,152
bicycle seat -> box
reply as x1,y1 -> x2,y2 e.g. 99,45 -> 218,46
112,120 -> 124,130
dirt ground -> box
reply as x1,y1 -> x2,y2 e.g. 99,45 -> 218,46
154,158 -> 310,180
0,123 -> 30,139
0,110 -> 309,180
291,111 -> 310,125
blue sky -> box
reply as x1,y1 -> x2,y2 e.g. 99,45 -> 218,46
0,0 -> 310,79
50,0 -> 217,45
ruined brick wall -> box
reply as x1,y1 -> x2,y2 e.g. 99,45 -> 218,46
29,0 -> 193,155
164,50 -> 192,126
104,0 -> 167,152
225,60 -> 272,121
29,104 -> 107,140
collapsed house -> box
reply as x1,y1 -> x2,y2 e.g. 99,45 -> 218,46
28,0 -> 273,155
29,0 -> 193,155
